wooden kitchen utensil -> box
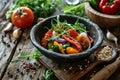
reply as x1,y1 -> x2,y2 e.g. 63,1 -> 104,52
90,56 -> 120,80
75,45 -> 117,79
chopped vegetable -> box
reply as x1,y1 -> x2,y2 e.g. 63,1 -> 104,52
41,30 -> 53,47
69,29 -> 79,37
63,34 -> 82,51
51,45 -> 59,52
66,47 -> 79,54
76,32 -> 91,47
53,41 -> 65,54
40,16 -> 94,54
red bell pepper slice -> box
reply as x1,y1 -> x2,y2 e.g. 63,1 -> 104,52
63,34 -> 82,51
41,30 -> 52,47
69,29 -> 79,37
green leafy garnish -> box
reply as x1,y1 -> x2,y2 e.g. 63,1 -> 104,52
47,15 -> 87,41
6,0 -> 58,21
62,3 -> 85,17
12,49 -> 42,62
43,69 -> 55,80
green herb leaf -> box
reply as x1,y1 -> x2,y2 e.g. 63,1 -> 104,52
30,50 -> 43,59
55,0 -> 63,6
11,49 -> 42,62
43,69 -> 55,80
62,3 -> 85,17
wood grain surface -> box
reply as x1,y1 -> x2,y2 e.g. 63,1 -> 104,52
0,0 -> 120,80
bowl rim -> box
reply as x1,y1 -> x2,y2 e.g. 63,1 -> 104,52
85,2 -> 120,19
30,14 -> 103,59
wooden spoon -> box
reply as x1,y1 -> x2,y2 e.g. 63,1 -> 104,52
90,56 -> 120,80
69,45 -> 117,80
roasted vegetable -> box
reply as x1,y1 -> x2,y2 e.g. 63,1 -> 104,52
40,15 -> 94,54
63,34 -> 82,51
66,47 -> 79,54
53,41 -> 65,54
41,30 -> 53,47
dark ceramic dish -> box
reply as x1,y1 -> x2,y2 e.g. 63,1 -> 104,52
30,15 -> 103,62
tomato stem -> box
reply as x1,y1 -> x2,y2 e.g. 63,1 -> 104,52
17,9 -> 24,16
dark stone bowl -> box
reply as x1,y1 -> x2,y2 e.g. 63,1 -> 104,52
30,14 -> 103,62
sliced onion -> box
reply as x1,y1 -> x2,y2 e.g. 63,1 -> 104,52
52,31 -> 56,36
79,32 -> 91,50
55,38 -> 67,43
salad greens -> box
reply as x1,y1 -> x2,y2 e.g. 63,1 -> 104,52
40,15 -> 92,54
48,15 -> 87,41
12,49 -> 42,62
6,0 -> 62,21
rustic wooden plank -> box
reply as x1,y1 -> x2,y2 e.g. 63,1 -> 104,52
0,0 -> 14,19
0,1 -> 23,78
2,28 -> 47,80
0,20 -> 22,79
0,1 -> 22,79
0,1 -> 120,80
39,55 -> 94,80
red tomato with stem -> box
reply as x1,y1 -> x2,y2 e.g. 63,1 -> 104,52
11,7 -> 34,28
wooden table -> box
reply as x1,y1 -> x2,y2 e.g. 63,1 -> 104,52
0,0 -> 120,80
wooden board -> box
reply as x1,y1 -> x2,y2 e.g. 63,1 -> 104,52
2,28 -> 47,80
0,0 -> 120,80
0,0 -> 20,79
38,36 -> 120,80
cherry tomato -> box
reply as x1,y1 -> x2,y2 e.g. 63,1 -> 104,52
69,29 -> 79,37
11,7 -> 34,28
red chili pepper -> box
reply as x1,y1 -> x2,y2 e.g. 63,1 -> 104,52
63,35 -> 82,51
99,0 -> 120,15
41,30 -> 52,47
